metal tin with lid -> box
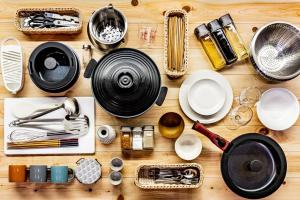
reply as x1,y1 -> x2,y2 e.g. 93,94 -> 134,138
75,158 -> 102,185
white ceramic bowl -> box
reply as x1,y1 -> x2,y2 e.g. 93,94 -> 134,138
188,79 -> 226,116
257,88 -> 299,130
175,134 -> 202,161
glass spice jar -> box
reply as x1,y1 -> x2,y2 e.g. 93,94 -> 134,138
219,14 -> 248,61
194,24 -> 226,70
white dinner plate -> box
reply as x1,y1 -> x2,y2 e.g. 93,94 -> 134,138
257,88 -> 299,131
188,78 -> 226,116
179,70 -> 233,124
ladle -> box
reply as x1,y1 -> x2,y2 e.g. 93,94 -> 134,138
14,98 -> 80,120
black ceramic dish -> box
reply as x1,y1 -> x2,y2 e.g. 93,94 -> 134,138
192,122 -> 287,199
28,42 -> 80,93
84,48 -> 168,118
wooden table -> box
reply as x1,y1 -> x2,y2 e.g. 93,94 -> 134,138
1,0 -> 300,199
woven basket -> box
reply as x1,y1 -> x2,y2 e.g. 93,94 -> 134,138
15,8 -> 82,34
163,9 -> 188,78
134,163 -> 203,189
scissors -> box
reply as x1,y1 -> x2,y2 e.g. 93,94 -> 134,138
24,13 -> 78,28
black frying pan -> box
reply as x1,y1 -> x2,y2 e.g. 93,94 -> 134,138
192,121 -> 287,199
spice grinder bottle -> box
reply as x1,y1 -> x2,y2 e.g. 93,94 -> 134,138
207,20 -> 237,65
219,14 -> 248,61
194,24 -> 226,70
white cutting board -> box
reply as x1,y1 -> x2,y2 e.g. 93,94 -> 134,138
4,97 -> 95,155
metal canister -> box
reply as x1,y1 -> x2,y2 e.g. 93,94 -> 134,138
87,4 -> 128,51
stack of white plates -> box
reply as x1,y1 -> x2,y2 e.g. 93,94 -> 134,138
179,70 -> 233,124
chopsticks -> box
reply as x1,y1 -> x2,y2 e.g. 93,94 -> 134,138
7,138 -> 79,149
167,15 -> 185,72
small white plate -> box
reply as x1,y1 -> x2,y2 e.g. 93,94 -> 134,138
257,88 -> 299,131
179,70 -> 233,124
188,79 -> 226,116
175,134 -> 202,161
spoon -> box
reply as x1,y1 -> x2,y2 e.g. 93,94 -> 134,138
15,98 -> 80,120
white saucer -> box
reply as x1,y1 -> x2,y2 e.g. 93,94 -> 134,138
179,70 -> 233,124
188,78 -> 226,116
175,134 -> 202,161
257,88 -> 299,130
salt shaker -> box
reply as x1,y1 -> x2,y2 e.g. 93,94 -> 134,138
132,127 -> 143,150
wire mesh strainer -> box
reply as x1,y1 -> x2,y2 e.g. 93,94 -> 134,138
250,22 -> 300,81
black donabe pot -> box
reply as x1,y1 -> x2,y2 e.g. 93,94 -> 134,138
192,122 -> 287,199
29,42 -> 80,93
84,48 -> 168,118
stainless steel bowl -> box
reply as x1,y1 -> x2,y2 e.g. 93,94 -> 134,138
250,22 -> 300,81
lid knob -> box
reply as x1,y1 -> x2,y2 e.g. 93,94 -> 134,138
118,72 -> 133,89
248,160 -> 263,172
44,57 -> 57,70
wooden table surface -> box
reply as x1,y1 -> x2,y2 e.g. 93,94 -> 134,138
1,0 -> 300,199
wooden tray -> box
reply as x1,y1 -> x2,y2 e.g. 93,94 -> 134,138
15,8 -> 82,34
134,163 -> 203,189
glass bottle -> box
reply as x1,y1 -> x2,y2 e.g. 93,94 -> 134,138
207,20 -> 237,65
194,24 -> 226,70
219,14 -> 248,61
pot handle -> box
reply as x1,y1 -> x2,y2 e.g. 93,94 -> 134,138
156,87 -> 168,106
192,121 -> 230,151
84,59 -> 97,78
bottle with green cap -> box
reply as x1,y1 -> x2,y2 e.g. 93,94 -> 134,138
194,24 -> 226,70
219,14 -> 248,61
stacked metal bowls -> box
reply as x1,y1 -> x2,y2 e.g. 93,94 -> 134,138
250,22 -> 300,82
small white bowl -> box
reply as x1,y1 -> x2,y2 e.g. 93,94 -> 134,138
175,134 -> 202,161
188,79 -> 226,116
257,88 -> 299,130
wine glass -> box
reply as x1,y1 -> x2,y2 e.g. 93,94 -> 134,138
226,105 -> 253,130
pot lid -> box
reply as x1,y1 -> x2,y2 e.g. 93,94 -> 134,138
221,133 -> 287,199
92,48 -> 161,117
29,42 -> 80,93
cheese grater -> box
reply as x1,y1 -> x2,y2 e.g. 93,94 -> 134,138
1,37 -> 24,94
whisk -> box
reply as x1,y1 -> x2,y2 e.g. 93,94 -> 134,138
9,115 -> 89,142
8,129 -> 82,142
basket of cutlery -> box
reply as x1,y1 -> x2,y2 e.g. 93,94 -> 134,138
134,163 -> 204,189
163,9 -> 189,78
15,8 -> 82,34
